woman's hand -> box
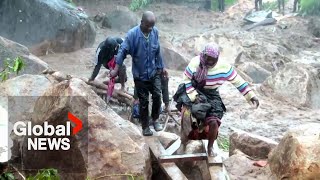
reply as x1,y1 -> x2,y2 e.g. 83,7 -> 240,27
250,96 -> 260,109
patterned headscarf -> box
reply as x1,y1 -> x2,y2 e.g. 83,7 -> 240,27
194,43 -> 220,83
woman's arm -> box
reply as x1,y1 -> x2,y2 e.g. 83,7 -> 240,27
226,65 -> 256,102
183,57 -> 200,102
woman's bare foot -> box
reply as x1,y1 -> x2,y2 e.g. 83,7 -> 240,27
208,147 -> 217,157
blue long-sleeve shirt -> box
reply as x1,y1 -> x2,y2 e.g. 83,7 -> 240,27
116,25 -> 164,81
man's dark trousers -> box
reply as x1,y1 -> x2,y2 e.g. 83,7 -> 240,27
134,73 -> 162,129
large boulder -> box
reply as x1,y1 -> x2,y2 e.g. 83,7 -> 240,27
0,74 -> 53,163
261,63 -> 320,109
268,124 -> 320,179
0,74 -> 51,97
237,62 -> 271,83
0,37 -> 48,76
229,128 -> 278,159
0,0 -> 96,55
160,43 -> 188,71
102,7 -> 139,32
224,151 -> 275,180
308,17 -> 320,38
16,78 -> 151,179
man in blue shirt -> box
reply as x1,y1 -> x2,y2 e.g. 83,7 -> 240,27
110,11 -> 167,136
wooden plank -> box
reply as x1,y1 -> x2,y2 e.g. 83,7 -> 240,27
202,140 -> 223,165
165,138 -> 181,155
145,136 -> 167,156
161,163 -> 188,180
159,153 -> 207,163
201,140 -> 230,180
145,137 -> 188,180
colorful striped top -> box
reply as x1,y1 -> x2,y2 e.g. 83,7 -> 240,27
183,56 -> 256,102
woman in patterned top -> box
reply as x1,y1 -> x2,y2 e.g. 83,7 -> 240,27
183,43 -> 260,156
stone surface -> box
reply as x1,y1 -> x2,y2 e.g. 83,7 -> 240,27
261,63 -> 320,109
229,128 -> 278,159
237,62 -> 271,83
158,131 -> 179,149
0,36 -> 48,77
224,152 -> 275,180
13,78 -> 151,179
268,124 -> 320,180
160,44 -> 189,71
102,6 -> 139,32
308,17 -> 320,38
0,0 -> 96,55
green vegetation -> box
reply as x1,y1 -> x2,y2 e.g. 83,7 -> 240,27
262,0 -> 289,10
0,57 -> 25,82
64,0 -> 76,6
26,168 -> 60,180
0,172 -> 15,180
262,1 -> 279,10
92,173 -> 143,180
217,136 -> 230,151
211,0 -> 237,11
1,168 -> 59,180
129,0 -> 153,11
300,0 -> 320,15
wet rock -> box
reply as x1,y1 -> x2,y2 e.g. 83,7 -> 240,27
93,13 -> 105,22
158,131 -> 179,149
261,63 -> 320,109
269,124 -> 320,179
101,16 -> 111,28
0,37 -> 48,77
0,74 -> 51,97
0,0 -> 96,55
14,78 -> 151,179
308,17 -> 320,38
185,140 -> 203,154
224,153 -> 275,180
229,128 -> 278,159
102,6 -> 139,32
160,43 -> 189,71
0,74 -> 53,163
237,62 -> 272,83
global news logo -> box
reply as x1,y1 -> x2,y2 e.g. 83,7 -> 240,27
13,112 -> 82,151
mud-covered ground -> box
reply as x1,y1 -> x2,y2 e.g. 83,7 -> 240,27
39,0 -> 320,142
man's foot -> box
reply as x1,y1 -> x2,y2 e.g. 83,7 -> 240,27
142,127 -> 153,136
153,121 -> 163,132
164,105 -> 172,115
208,147 -> 217,157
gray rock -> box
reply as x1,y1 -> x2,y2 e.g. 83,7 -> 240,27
269,124 -> 320,179
161,46 -> 188,71
237,62 -> 271,83
308,17 -> 320,38
17,78 -> 151,179
102,7 -> 139,32
261,63 -> 320,109
229,127 -> 278,159
0,0 -> 96,55
0,36 -> 48,77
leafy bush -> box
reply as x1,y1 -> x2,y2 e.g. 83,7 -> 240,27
0,57 -> 25,82
27,168 -> 60,180
217,136 -> 230,151
211,0 -> 237,11
300,0 -> 320,15
0,172 -> 15,180
129,0 -> 153,11
262,0 -> 288,10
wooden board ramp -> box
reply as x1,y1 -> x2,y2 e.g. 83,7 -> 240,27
145,136 -> 187,180
202,140 -> 230,180
145,135 -> 230,180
